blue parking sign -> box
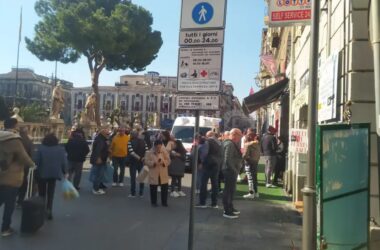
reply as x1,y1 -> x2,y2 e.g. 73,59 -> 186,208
192,2 -> 214,25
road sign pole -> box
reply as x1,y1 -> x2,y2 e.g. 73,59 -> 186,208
188,110 -> 200,250
302,0 -> 320,249
369,0 -> 380,218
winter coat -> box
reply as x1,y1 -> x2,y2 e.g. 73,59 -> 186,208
222,139 -> 243,174
65,136 -> 90,162
204,137 -> 223,170
168,141 -> 186,177
243,141 -> 261,165
144,148 -> 171,185
90,133 -> 109,165
0,131 -> 35,187
34,144 -> 68,180
260,133 -> 278,156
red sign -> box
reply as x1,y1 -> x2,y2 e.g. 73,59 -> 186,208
271,10 -> 311,21
268,0 -> 311,27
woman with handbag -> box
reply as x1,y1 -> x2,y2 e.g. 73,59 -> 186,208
169,140 -> 187,198
144,139 -> 171,207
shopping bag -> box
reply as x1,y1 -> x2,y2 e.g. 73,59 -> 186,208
103,164 -> 114,183
62,179 -> 79,200
137,165 -> 149,184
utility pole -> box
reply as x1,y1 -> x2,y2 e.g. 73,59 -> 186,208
369,0 -> 380,216
188,110 -> 199,250
302,0 -> 320,249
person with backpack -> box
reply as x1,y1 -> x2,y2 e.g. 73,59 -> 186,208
0,118 -> 35,237
242,133 -> 261,198
196,131 -> 223,208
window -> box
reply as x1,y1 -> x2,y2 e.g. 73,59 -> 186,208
77,99 -> 83,109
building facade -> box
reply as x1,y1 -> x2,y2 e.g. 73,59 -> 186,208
71,73 -> 178,129
0,68 -> 73,124
248,0 -> 379,240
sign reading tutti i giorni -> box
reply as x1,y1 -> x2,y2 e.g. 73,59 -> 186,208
181,0 -> 226,29
268,0 -> 311,27
176,94 -> 220,110
177,47 -> 222,92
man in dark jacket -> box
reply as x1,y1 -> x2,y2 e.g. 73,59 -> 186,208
127,131 -> 148,197
260,126 -> 278,188
222,128 -> 243,219
90,125 -> 110,195
65,129 -> 90,190
0,119 -> 35,237
196,131 -> 223,208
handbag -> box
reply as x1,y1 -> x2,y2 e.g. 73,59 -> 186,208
137,165 -> 149,183
103,163 -> 114,183
168,157 -> 186,176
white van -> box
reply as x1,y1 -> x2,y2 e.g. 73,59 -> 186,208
171,116 -> 221,152
171,116 -> 221,171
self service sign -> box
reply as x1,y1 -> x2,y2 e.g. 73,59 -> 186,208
181,0 -> 226,29
268,0 -> 311,27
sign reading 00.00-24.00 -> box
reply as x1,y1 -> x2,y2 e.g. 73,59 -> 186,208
179,29 -> 224,46
177,46 -> 222,92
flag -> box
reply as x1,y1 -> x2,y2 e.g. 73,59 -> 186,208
18,7 -> 22,44
260,54 -> 277,76
249,87 -> 254,95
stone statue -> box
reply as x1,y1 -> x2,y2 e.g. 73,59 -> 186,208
11,107 -> 24,122
154,112 -> 160,128
84,93 -> 96,123
50,84 -> 64,120
133,112 -> 142,131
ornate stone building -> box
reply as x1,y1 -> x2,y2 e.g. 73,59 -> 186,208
0,68 -> 73,124
71,72 -> 178,129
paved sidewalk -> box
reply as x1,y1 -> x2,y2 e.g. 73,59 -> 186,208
0,166 -> 301,250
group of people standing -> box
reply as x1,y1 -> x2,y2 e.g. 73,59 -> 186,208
0,116 -> 287,237
194,128 -> 244,219
90,127 -> 188,208
193,125 -> 286,219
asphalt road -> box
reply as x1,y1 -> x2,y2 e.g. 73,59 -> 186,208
0,166 -> 301,250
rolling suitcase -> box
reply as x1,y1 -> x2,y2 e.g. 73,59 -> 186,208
20,168 -> 45,234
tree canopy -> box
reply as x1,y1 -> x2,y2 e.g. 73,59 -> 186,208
26,0 -> 163,125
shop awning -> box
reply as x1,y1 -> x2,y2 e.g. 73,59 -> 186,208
242,78 -> 289,114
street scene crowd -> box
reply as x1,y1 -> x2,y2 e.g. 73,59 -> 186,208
0,117 -> 287,238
